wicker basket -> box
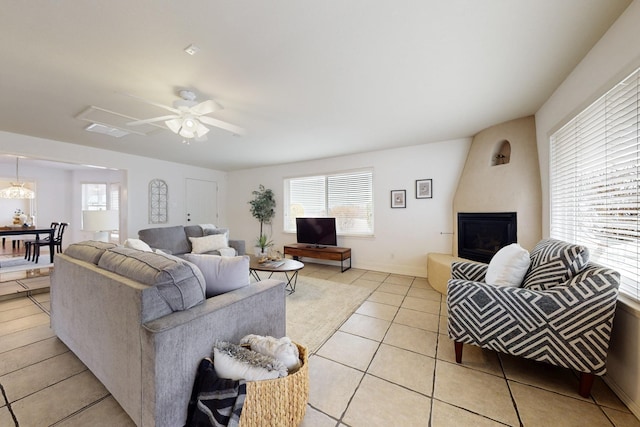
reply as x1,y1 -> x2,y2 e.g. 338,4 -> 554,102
239,343 -> 309,427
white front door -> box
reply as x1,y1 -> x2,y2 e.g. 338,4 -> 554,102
185,178 -> 217,225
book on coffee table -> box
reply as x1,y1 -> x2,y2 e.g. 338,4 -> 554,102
262,260 -> 285,268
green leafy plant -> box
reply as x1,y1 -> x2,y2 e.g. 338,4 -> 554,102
255,234 -> 274,250
248,184 -> 276,250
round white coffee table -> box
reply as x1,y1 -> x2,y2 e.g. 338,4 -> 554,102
249,256 -> 304,294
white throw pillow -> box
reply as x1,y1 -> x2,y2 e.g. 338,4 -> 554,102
123,238 -> 153,252
182,254 -> 250,297
189,234 -> 228,254
485,243 -> 531,287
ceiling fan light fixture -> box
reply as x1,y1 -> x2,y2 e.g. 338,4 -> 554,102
195,122 -> 210,138
178,127 -> 196,139
165,118 -> 182,134
182,116 -> 197,131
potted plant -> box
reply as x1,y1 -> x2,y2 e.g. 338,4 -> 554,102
249,184 -> 276,256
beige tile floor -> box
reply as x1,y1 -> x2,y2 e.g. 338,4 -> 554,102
1,262 -> 639,426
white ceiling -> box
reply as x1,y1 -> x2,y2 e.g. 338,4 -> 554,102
0,1 -> 632,171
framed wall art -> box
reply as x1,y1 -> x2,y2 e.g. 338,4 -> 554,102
391,190 -> 406,208
416,179 -> 433,199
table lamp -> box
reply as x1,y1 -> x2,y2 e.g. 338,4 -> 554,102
82,210 -> 118,242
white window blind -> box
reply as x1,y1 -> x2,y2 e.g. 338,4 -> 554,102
284,169 -> 374,235
550,66 -> 639,302
81,183 -> 107,211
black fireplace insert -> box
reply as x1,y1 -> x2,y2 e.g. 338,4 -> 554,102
458,212 -> 517,263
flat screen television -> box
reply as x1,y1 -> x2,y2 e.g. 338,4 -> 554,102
296,217 -> 337,247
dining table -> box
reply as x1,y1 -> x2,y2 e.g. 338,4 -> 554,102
0,226 -> 56,264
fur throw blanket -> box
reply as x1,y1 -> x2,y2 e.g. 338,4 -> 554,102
240,335 -> 302,372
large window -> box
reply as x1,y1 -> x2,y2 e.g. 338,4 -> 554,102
81,182 -> 120,242
550,66 -> 639,303
284,169 -> 373,236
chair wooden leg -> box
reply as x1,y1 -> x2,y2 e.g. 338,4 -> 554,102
579,372 -> 595,398
454,341 -> 463,363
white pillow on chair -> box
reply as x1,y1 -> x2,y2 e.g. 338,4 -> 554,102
485,243 -> 530,287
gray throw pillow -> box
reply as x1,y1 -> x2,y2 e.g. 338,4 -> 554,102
183,253 -> 250,297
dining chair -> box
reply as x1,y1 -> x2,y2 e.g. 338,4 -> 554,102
24,222 -> 59,262
33,222 -> 69,262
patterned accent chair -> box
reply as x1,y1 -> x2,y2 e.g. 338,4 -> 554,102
447,238 -> 620,397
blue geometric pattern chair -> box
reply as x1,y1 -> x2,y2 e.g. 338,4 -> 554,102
447,238 -> 620,397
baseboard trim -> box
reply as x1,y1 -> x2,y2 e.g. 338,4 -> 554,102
603,375 -> 640,420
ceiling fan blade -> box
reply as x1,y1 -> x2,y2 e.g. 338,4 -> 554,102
121,92 -> 181,114
190,99 -> 222,116
127,115 -> 179,126
198,116 -> 245,136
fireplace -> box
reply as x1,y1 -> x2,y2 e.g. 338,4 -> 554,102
458,212 -> 517,263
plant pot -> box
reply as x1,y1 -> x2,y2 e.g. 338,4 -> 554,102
254,247 -> 268,257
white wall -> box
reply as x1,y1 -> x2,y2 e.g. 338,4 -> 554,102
0,131 -> 228,244
535,0 -> 640,417
227,138 -> 471,277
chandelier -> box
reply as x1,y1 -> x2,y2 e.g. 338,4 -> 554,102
0,157 -> 35,199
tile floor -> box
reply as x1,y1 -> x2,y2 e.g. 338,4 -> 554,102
1,262 -> 639,426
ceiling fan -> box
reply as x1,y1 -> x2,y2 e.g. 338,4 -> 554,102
126,90 -> 244,142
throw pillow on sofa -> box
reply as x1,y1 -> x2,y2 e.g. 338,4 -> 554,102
124,238 -> 153,252
183,254 -> 250,297
189,234 -> 228,254
203,227 -> 229,237
485,243 -> 530,287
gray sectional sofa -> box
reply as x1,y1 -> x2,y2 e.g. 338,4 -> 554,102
51,241 -> 285,427
138,224 -> 246,257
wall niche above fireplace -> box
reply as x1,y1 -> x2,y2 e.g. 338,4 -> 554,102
492,139 -> 511,166
458,212 -> 517,263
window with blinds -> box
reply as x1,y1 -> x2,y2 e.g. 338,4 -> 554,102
81,182 -> 120,242
284,169 -> 373,235
550,66 -> 639,302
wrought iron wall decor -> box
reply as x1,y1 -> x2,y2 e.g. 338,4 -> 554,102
149,179 -> 168,224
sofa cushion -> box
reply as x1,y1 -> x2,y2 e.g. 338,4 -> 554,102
138,225 -> 190,255
64,241 -> 118,264
522,238 -> 590,291
182,254 -> 249,297
98,247 -> 205,311
184,225 -> 205,239
189,234 -> 229,254
485,243 -> 530,287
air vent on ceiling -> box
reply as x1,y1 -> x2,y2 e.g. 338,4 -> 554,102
85,123 -> 129,138
76,106 -> 163,136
